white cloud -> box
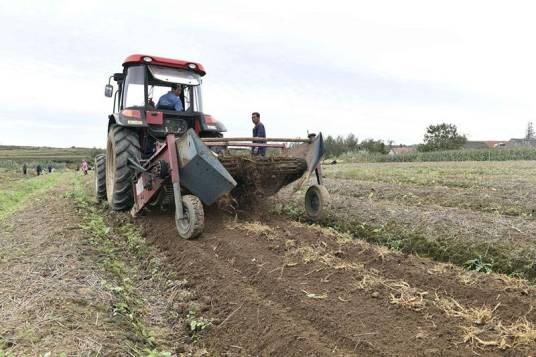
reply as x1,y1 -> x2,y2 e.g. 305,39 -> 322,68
0,0 -> 535,147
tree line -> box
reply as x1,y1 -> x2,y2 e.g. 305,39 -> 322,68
323,134 -> 389,157
324,123 -> 468,158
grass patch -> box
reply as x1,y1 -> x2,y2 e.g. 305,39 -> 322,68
323,161 -> 536,190
0,172 -> 68,221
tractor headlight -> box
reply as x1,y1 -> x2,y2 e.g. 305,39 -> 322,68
143,56 -> 153,62
188,63 -> 197,69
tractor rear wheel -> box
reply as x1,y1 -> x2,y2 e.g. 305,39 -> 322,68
106,125 -> 140,211
175,195 -> 204,239
94,154 -> 107,202
305,184 -> 329,221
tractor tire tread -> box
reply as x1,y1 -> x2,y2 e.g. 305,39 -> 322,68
94,154 -> 107,201
106,125 -> 141,211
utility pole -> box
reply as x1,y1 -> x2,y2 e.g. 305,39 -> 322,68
526,121 -> 535,140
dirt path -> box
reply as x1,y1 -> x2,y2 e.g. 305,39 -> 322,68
140,209 -> 536,356
0,175 -> 206,356
0,181 -> 132,355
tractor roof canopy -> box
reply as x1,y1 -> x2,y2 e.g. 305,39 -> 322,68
123,54 -> 206,76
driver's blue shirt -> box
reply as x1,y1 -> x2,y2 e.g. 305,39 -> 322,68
157,91 -> 183,111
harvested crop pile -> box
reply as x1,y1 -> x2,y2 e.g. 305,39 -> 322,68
219,156 -> 307,201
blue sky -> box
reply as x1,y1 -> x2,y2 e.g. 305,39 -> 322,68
1,0 -> 535,147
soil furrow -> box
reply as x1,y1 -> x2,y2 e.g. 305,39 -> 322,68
140,210 -> 533,356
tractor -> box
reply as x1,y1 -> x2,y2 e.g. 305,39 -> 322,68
96,54 -> 328,239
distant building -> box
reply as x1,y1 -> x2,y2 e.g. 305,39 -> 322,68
388,147 -> 417,156
463,141 -> 507,149
507,138 -> 536,148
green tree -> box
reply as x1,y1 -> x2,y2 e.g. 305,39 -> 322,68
418,123 -> 466,152
359,139 -> 388,154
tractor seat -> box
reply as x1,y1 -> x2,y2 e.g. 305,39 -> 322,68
156,104 -> 175,111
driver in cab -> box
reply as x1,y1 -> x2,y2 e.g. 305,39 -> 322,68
156,84 -> 183,111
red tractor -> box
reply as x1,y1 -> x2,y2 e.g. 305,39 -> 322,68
96,54 -> 328,239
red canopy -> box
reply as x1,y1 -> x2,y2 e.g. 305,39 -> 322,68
123,54 -> 206,76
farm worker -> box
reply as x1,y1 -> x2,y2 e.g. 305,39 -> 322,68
22,163 -> 27,175
48,164 -> 52,173
81,160 -> 89,175
251,112 -> 266,156
156,84 -> 183,111
36,164 -> 42,176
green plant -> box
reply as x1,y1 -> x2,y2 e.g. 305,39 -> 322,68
464,256 -> 493,274
187,311 -> 212,341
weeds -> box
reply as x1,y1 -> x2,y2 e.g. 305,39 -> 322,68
67,176 -> 171,354
464,255 -> 493,274
187,311 -> 212,342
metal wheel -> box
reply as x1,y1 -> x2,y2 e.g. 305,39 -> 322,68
175,195 -> 205,239
305,184 -> 329,221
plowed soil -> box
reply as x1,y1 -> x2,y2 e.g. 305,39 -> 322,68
140,208 -> 536,356
3,170 -> 536,356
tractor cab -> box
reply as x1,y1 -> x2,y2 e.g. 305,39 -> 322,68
105,54 -> 225,156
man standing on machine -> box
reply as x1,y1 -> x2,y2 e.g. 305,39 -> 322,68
251,112 -> 266,156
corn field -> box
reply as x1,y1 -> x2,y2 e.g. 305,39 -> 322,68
335,147 -> 536,163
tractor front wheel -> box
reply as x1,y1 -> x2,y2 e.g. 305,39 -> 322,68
94,154 -> 107,202
305,184 -> 329,221
106,125 -> 141,211
175,195 -> 204,239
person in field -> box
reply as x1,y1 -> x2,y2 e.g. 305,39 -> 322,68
251,112 -> 266,156
22,163 -> 27,175
81,160 -> 89,175
36,164 -> 42,176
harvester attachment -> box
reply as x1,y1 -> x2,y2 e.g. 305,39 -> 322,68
203,133 -> 330,218
130,130 -> 328,240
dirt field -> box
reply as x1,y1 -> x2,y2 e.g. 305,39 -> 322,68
2,163 -> 536,356
277,161 -> 536,279
141,210 -> 536,356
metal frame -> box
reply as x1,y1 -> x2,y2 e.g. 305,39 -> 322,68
131,133 -> 183,217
